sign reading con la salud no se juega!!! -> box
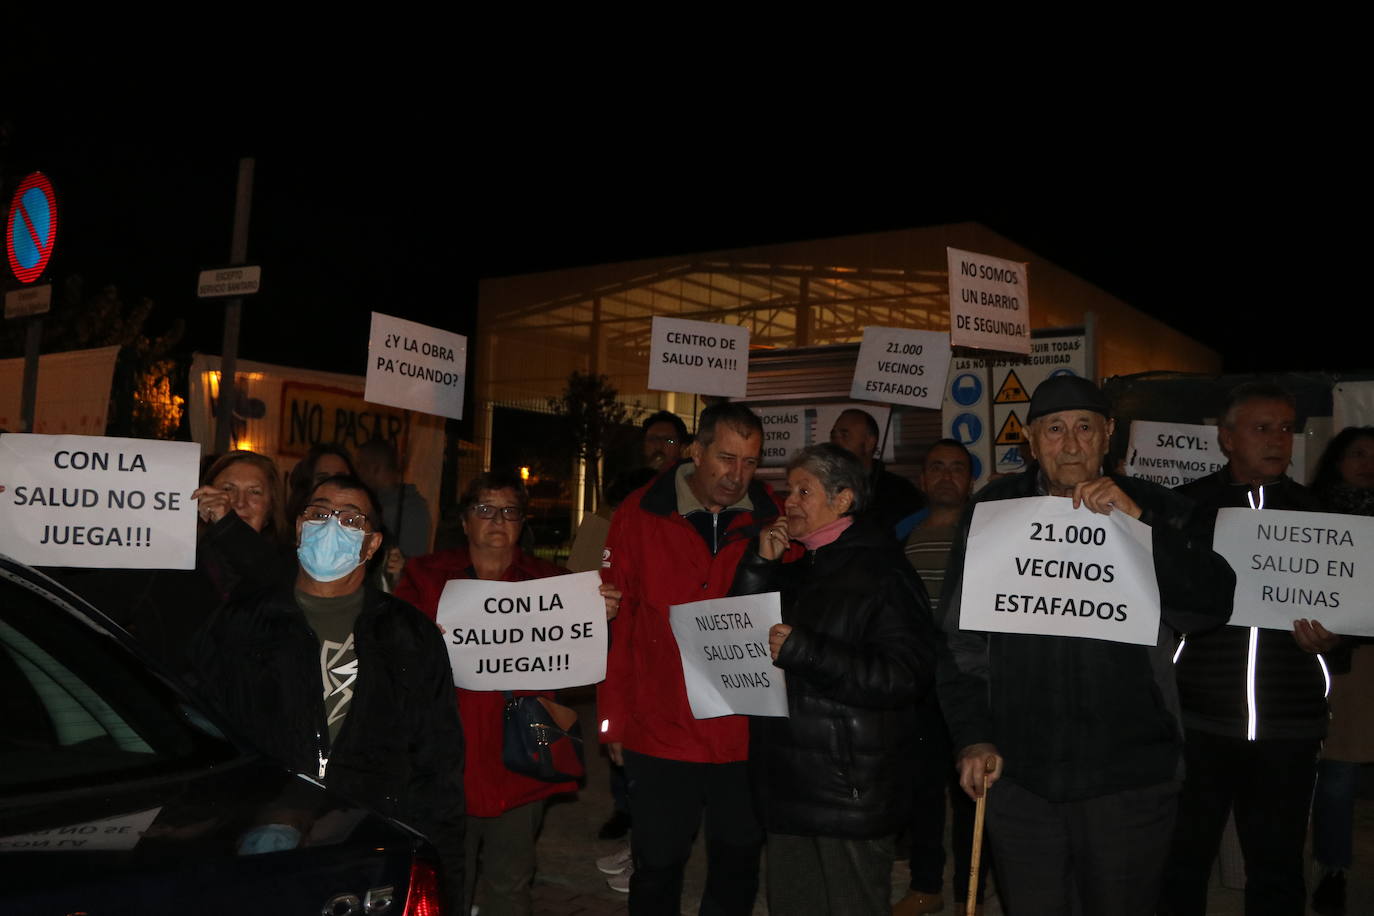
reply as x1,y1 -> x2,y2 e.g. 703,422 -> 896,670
670,591 -> 788,719
849,326 -> 953,411
959,496 -> 1161,646
1125,421 -> 1224,487
1212,508 -> 1374,636
0,434 -> 199,569
365,312 -> 467,421
647,316 -> 751,398
437,571 -> 607,690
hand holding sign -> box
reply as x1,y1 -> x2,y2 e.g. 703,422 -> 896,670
1072,477 -> 1142,519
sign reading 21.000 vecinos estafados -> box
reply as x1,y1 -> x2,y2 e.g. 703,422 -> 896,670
959,496 -> 1161,646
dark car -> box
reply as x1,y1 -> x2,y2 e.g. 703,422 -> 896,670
0,555 -> 445,915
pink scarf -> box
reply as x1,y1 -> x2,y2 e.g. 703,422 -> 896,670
797,515 -> 853,551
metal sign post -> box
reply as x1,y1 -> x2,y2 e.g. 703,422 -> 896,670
213,158 -> 255,455
5,172 -> 60,433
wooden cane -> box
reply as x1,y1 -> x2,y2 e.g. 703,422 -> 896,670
966,755 -> 997,916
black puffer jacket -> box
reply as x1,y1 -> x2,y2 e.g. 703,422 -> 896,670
191,586 -> 465,907
1174,469 -> 1329,740
732,518 -> 934,838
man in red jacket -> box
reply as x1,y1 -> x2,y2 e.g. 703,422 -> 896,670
599,401 -> 781,915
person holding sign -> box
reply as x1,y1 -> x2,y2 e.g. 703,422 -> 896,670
938,376 -> 1235,916
192,474 -> 466,910
729,443 -> 933,916
1161,384 -> 1344,916
599,402 -> 781,916
396,472 -> 619,916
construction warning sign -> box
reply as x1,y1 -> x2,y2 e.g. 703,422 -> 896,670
941,331 -> 1091,479
994,370 -> 1030,404
996,411 -> 1025,445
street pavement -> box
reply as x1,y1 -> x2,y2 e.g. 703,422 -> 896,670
501,694 -> 1374,915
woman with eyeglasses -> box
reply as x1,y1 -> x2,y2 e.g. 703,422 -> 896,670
396,471 -> 620,916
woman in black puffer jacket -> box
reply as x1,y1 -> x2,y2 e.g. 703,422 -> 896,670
732,443 -> 935,916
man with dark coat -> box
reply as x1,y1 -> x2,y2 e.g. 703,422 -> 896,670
938,376 -> 1236,916
1160,383 -> 1342,916
192,475 -> 465,909
830,408 -> 924,535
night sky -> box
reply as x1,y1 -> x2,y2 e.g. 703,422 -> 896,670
2,105 -> 1362,384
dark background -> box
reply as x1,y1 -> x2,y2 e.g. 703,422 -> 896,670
1,95 -> 1361,389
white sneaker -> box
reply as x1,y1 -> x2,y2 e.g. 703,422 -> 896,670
596,845 -> 632,876
606,865 -> 632,893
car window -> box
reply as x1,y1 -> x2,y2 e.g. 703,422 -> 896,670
0,570 -> 236,793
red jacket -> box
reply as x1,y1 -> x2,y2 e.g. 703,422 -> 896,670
396,546 -> 577,817
598,463 -> 783,763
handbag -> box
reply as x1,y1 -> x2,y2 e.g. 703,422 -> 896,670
501,692 -> 585,782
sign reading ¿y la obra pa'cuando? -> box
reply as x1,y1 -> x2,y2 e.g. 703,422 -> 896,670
849,326 -> 953,410
365,312 -> 468,421
0,434 -> 200,569
437,571 -> 607,691
669,591 -> 788,719
1213,508 -> 1374,636
647,316 -> 750,398
959,496 -> 1161,646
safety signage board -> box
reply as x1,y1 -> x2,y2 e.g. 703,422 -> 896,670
941,332 -> 1090,481
7,172 -> 58,284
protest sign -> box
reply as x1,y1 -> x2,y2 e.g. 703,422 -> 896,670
849,326 -> 952,410
0,807 -> 161,853
947,247 -> 1031,355
0,434 -> 199,569
1213,508 -> 1374,636
437,570 -> 606,690
1126,420 -> 1224,487
365,312 -> 467,420
758,407 -> 807,467
647,316 -> 750,398
669,591 -> 788,719
959,496 -> 1161,646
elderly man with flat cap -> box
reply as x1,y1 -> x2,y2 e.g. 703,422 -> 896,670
937,376 -> 1236,916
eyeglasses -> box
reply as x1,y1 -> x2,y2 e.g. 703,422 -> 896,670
471,504 -> 524,521
301,506 -> 371,530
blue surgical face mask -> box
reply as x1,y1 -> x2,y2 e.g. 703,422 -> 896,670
298,518 -> 366,582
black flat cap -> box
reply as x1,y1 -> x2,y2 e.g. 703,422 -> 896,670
1026,375 -> 1110,422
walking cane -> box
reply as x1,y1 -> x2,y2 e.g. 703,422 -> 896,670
966,755 -> 998,916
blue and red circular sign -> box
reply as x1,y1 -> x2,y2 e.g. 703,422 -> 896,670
7,172 -> 59,284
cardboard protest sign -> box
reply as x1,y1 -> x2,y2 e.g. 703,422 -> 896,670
437,570 -> 606,690
365,312 -> 467,420
758,407 -> 807,467
1126,421 -> 1225,487
947,247 -> 1031,355
647,316 -> 750,398
1213,508 -> 1374,636
669,592 -> 788,719
0,434 -> 199,569
849,326 -> 952,410
959,496 -> 1161,646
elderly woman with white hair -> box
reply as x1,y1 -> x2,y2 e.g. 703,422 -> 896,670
731,442 -> 935,916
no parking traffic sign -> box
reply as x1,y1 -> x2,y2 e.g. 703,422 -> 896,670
7,173 -> 58,284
